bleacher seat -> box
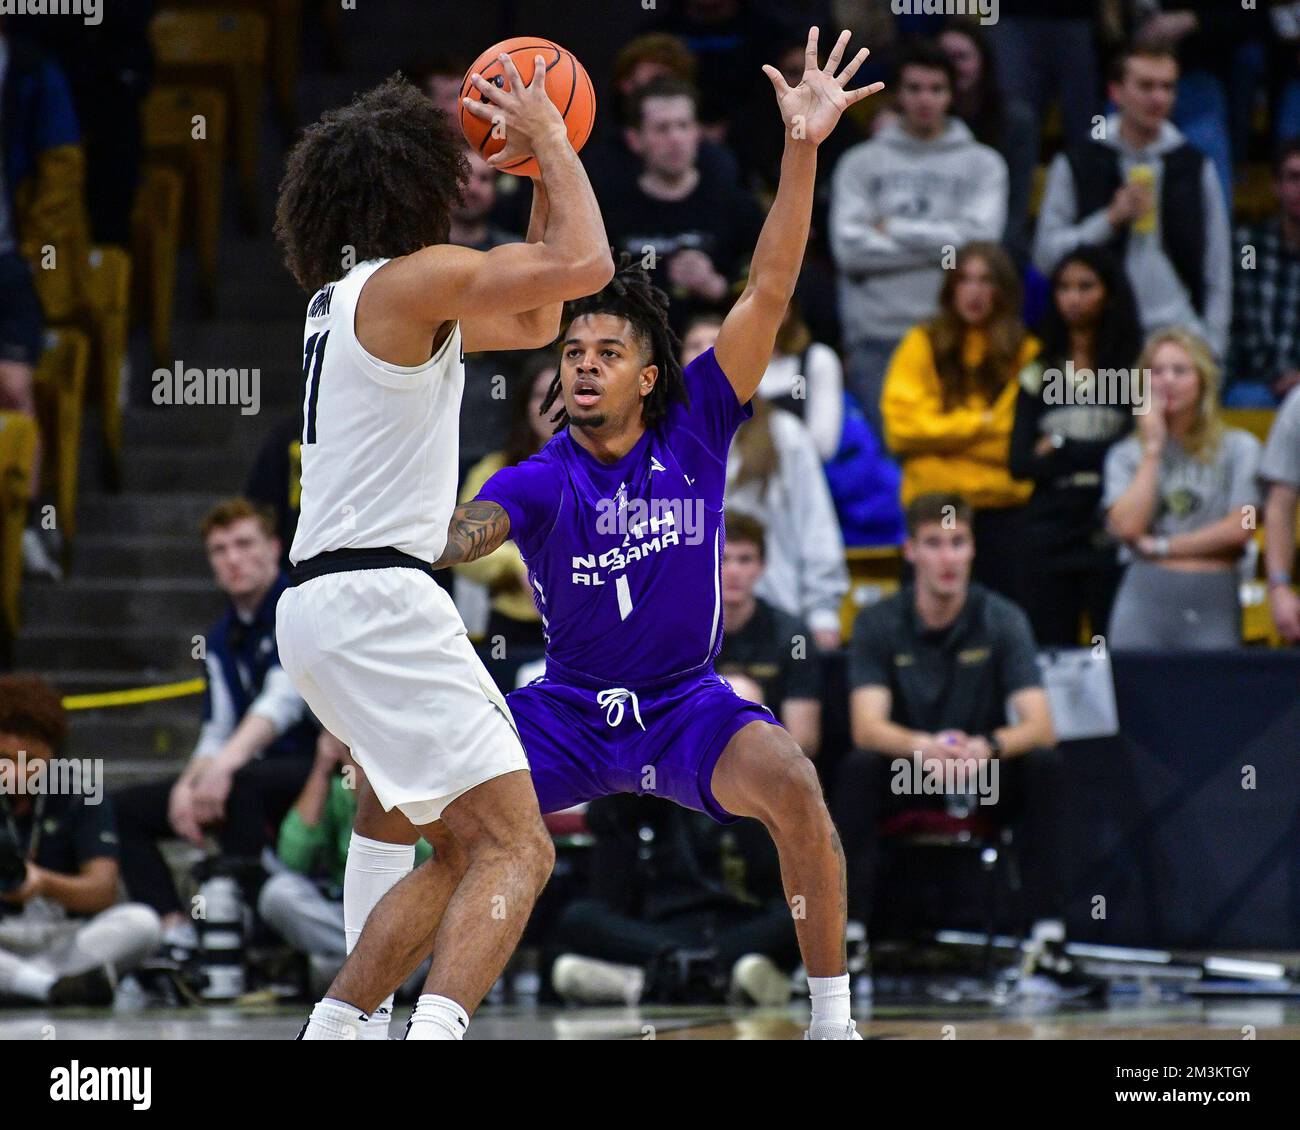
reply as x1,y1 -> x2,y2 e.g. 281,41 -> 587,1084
131,165 -> 184,363
142,85 -> 228,313
171,0 -> 303,127
842,546 -> 903,639
0,413 -> 37,637
32,328 -> 90,559
80,248 -> 133,485
149,8 -> 268,232
1222,407 -> 1276,445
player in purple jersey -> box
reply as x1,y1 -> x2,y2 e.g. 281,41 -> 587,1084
433,26 -> 885,1039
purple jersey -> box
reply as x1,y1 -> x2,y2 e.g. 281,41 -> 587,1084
476,347 -> 752,686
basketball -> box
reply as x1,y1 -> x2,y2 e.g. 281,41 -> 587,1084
459,37 -> 595,177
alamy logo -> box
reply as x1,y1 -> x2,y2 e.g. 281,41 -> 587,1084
0,0 -> 102,25
152,363 -> 261,416
49,1062 -> 151,1110
891,0 -> 998,26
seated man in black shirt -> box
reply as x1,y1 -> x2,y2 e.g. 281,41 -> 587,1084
716,513 -> 823,757
600,76 -> 764,336
832,493 -> 1063,937
0,675 -> 161,1005
548,794 -> 799,1008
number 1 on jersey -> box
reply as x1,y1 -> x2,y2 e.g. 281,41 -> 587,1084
301,331 -> 329,444
615,574 -> 633,621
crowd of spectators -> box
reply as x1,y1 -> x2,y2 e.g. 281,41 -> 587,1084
5,2 -> 1300,1010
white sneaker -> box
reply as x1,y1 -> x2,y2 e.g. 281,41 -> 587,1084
730,953 -> 792,1006
804,1019 -> 863,1040
551,954 -> 644,1005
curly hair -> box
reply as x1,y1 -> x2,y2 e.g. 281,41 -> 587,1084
542,264 -> 690,432
275,74 -> 470,294
0,674 -> 67,750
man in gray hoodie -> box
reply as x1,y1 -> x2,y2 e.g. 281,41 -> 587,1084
1033,42 -> 1231,360
829,40 -> 1008,434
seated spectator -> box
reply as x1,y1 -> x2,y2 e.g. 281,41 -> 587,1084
585,33 -> 741,200
1132,2 -> 1270,206
937,17 -> 1039,265
833,493 -> 1060,934
549,794 -> 798,1007
753,299 -> 843,461
650,0 -> 786,142
1033,42 -> 1231,361
1010,246 -> 1142,647
454,353 -> 557,650
716,513 -> 823,757
114,500 -> 318,941
0,674 -> 161,1005
682,317 -> 848,649
881,241 -> 1036,603
10,0 -> 154,246
601,76 -> 764,337
449,148 -> 515,253
830,39 -> 1008,432
1104,329 -> 1261,651
985,0 -> 1100,150
258,731 -> 431,990
1226,141 -> 1300,407
0,23 -> 81,580
1258,386 -> 1300,643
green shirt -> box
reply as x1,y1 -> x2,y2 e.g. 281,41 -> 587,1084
276,775 -> 432,891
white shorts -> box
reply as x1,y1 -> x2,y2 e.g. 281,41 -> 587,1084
276,567 -> 529,824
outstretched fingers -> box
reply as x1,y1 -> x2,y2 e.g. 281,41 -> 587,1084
762,63 -> 791,98
836,46 -> 870,88
845,80 -> 886,106
823,28 -> 851,74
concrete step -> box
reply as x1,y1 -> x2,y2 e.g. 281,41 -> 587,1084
67,708 -> 200,762
16,625 -> 206,671
121,447 -> 254,494
37,668 -> 199,696
77,492 -> 223,537
71,534 -> 208,579
123,406 -> 283,448
22,577 -> 223,629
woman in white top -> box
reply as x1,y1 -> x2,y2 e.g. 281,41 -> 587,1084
752,299 -> 844,461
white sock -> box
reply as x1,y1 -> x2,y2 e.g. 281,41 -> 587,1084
404,994 -> 469,1041
807,973 -> 852,1036
344,833 -> 416,1040
301,997 -> 369,1040
0,949 -> 57,1001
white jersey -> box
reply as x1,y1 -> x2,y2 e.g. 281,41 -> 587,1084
290,258 -> 463,566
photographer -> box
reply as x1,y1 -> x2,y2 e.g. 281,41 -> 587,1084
0,674 -> 160,1005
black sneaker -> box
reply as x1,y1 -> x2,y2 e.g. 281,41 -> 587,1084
49,965 -> 115,1007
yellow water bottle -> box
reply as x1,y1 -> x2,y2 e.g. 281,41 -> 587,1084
1128,164 -> 1156,235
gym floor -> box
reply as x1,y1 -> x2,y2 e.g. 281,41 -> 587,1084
4,996 -> 1299,1040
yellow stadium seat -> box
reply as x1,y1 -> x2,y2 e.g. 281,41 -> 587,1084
170,0 -> 302,127
1240,579 -> 1280,647
32,329 -> 90,557
150,9 -> 268,231
131,164 -> 184,362
841,546 -> 903,639
1234,163 -> 1277,226
79,248 -> 132,484
0,412 -> 37,636
1222,408 -> 1276,445
142,85 -> 227,312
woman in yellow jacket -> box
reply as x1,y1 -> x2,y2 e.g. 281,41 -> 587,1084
881,241 -> 1037,602
455,353 -> 558,650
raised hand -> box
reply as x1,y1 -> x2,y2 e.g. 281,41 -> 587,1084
762,27 -> 884,147
463,52 -> 566,169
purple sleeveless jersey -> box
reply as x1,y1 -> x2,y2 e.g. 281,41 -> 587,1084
476,347 -> 753,687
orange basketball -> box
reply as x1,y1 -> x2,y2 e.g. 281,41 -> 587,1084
459,37 -> 595,177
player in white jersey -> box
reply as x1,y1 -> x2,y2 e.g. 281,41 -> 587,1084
273,64 -> 613,1040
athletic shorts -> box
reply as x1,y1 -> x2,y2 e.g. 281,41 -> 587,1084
276,567 -> 529,824
507,669 -> 774,823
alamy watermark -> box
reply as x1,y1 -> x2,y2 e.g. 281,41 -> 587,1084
1,751 -> 105,806
891,0 -> 998,26
1041,362 -> 1151,415
153,363 -> 261,416
0,0 -> 101,25
890,751 -> 1000,806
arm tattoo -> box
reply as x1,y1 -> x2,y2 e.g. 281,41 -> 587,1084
432,500 -> 511,569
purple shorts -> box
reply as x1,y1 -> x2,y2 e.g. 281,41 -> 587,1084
506,669 -> 775,823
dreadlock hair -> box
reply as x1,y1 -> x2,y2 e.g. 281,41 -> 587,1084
541,262 -> 689,433
275,74 -> 469,294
